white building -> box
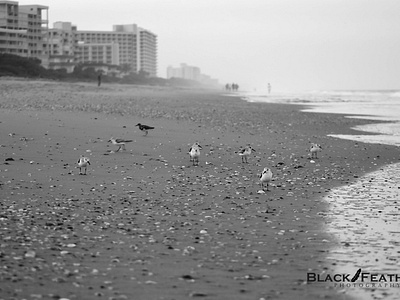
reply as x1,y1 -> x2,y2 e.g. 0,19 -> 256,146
45,21 -> 75,72
0,0 -> 48,62
167,63 -> 201,81
1,2 -> 158,77
76,24 -> 157,77
167,63 -> 219,86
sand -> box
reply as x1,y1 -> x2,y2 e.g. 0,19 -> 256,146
0,78 -> 399,300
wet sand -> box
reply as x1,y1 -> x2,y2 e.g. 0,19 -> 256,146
0,79 -> 399,300
326,163 -> 400,300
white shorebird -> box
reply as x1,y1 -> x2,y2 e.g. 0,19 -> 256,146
260,167 -> 273,191
108,137 -> 133,152
309,143 -> 322,159
135,123 -> 155,136
77,155 -> 90,175
189,142 -> 202,166
238,145 -> 256,163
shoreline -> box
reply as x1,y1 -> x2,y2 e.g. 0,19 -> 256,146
325,162 -> 400,300
1,79 -> 399,300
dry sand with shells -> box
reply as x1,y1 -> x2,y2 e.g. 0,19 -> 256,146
0,78 -> 398,300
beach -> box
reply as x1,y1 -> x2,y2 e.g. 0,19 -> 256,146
0,79 -> 399,300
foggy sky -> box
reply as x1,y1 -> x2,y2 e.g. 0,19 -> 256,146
18,0 -> 400,92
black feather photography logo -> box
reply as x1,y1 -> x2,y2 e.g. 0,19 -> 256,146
307,268 -> 400,289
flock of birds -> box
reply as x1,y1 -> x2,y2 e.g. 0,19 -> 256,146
77,123 -> 323,192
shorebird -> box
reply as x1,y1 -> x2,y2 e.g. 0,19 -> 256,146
309,143 -> 322,159
260,167 -> 273,191
135,123 -> 154,136
238,145 -> 256,163
189,142 -> 202,166
108,137 -> 133,152
77,155 -> 90,175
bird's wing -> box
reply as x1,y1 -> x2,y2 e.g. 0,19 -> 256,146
116,139 -> 132,143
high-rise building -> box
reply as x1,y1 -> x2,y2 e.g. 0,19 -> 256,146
76,24 -> 157,77
45,21 -> 76,72
1,2 -> 158,77
0,0 -> 48,61
167,63 -> 201,81
167,63 -> 219,86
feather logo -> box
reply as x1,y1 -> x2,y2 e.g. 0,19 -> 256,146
351,268 -> 362,282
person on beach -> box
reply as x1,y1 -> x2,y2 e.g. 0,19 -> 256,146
268,83 -> 271,94
97,73 -> 102,87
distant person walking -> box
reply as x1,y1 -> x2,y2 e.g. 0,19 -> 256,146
97,73 -> 102,87
232,83 -> 239,91
268,83 -> 271,94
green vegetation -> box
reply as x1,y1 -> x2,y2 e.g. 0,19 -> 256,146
0,53 -> 217,88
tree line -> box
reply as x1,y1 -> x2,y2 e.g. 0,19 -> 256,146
0,53 -> 217,88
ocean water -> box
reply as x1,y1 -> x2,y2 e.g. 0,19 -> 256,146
242,89 -> 400,146
242,90 -> 400,300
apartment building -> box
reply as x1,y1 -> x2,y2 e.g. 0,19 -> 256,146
75,29 -> 134,69
45,21 -> 76,72
46,23 -> 157,77
167,63 -> 201,81
0,0 -> 48,61
138,27 -> 157,77
167,63 -> 219,86
76,42 -> 120,66
1,1 -> 158,77
75,24 -> 157,77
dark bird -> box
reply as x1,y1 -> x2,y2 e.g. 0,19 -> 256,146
136,123 -> 155,136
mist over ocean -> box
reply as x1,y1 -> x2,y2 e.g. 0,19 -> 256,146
242,89 -> 400,146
